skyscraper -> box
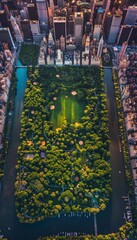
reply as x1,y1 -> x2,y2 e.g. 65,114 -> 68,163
60,35 -> 65,51
10,16 -> 23,42
1,0 -> 16,10
48,31 -> 54,45
129,26 -> 137,44
103,12 -> 113,40
83,9 -> 91,29
36,0 -> 48,28
102,0 -> 110,9
0,28 -> 15,49
96,7 -> 104,25
85,22 -> 92,34
30,20 -> 40,34
20,20 -> 33,42
117,25 -> 133,45
0,10 -> 9,27
93,24 -> 101,41
118,25 -> 137,45
67,15 -> 74,36
53,16 -> 66,41
118,41 -> 128,61
20,9 -> 29,20
49,0 -> 54,15
107,13 -> 122,44
74,12 -> 83,44
97,36 -> 103,58
124,6 -> 137,25
27,3 -> 38,20
48,7 -> 53,29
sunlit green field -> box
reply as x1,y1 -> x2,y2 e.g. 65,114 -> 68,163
51,92 -> 85,130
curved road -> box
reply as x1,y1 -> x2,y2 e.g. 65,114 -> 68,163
0,66 -> 128,239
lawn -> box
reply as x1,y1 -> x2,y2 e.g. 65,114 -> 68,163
51,92 -> 85,129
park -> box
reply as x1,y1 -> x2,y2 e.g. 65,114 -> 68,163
15,66 -> 111,223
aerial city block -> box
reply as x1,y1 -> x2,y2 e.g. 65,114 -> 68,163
0,0 -> 137,239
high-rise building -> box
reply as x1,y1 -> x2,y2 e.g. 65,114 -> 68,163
118,41 -> 128,62
36,0 -> 48,26
74,12 -> 83,44
0,10 -> 9,27
96,7 -> 104,25
53,16 -> 66,41
20,9 -> 29,20
118,0 -> 127,9
90,0 -> 96,20
48,7 -> 53,29
97,36 -> 103,57
85,35 -> 90,54
83,9 -> 91,27
30,20 -> 40,34
117,25 -> 133,45
103,0 -> 110,13
60,35 -> 65,51
67,6 -> 73,15
16,1 -> 24,11
93,24 -> 101,40
1,0 -> 16,10
107,13 -> 122,44
118,25 -> 137,45
67,15 -> 74,36
124,6 -> 137,25
0,28 -> 15,49
49,0 -> 54,15
103,12 -> 113,40
10,16 -> 23,42
85,22 -> 92,34
90,0 -> 95,12
121,6 -> 127,24
102,0 -> 111,25
72,5 -> 77,13
27,3 -> 38,20
129,26 -> 137,44
20,20 -> 33,42
102,0 -> 110,10
33,33 -> 45,44
3,3 -> 10,18
48,31 -> 54,45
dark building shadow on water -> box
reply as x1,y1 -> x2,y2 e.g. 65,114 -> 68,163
14,214 -> 94,240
